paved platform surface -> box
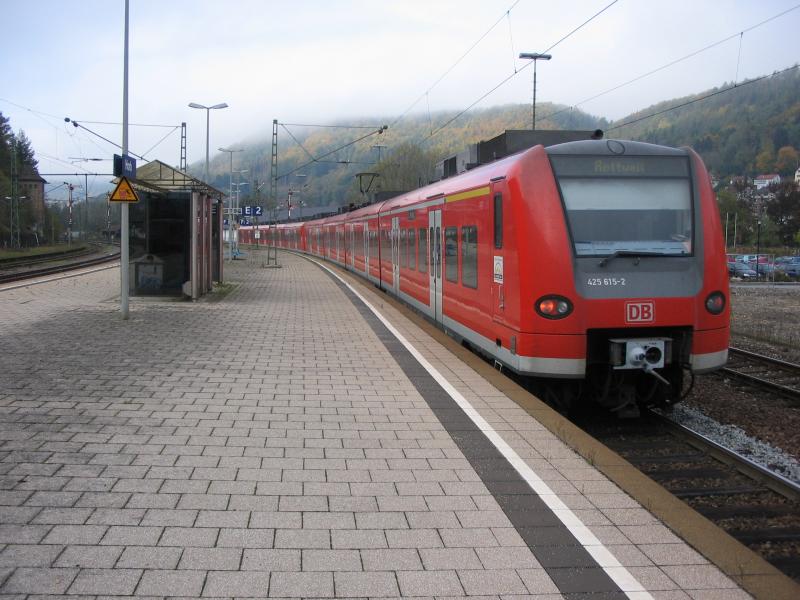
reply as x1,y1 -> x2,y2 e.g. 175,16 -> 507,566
0,252 -> 754,599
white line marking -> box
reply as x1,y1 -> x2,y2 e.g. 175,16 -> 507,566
0,264 -> 119,292
317,260 -> 652,599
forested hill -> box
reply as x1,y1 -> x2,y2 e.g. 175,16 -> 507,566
205,68 -> 800,208
607,67 -> 800,178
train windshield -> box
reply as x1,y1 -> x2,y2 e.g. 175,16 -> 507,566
550,155 -> 693,257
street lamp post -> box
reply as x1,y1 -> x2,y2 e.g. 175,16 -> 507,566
518,52 -> 552,130
218,148 -> 242,261
188,102 -> 228,183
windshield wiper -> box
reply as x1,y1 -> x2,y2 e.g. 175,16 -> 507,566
598,250 -> 666,267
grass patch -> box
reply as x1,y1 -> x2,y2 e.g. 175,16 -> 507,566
204,281 -> 238,302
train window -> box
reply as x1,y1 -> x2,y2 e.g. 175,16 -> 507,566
445,227 -> 458,282
461,226 -> 477,288
551,155 -> 693,257
493,194 -> 503,249
399,229 -> 407,268
408,228 -> 416,270
381,228 -> 390,259
418,228 -> 427,273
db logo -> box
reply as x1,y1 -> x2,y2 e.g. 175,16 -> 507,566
626,301 -> 655,323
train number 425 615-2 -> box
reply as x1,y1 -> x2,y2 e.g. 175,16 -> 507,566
587,277 -> 627,286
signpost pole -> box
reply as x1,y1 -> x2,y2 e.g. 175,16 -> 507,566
120,0 -> 130,320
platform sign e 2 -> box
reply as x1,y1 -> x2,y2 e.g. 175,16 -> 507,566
243,206 -> 263,217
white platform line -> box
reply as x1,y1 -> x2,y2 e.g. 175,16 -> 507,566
318,260 -> 652,599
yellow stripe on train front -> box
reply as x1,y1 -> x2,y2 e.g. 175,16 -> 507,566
445,186 -> 491,204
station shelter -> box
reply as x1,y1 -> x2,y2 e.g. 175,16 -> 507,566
119,161 -> 225,299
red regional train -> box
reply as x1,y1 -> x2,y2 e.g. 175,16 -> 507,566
239,136 -> 729,415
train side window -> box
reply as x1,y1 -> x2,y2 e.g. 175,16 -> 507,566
493,193 -> 503,249
400,229 -> 407,268
418,228 -> 427,273
445,227 -> 458,283
461,225 -> 477,288
408,228 -> 416,270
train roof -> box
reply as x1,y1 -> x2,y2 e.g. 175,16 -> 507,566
546,138 -> 689,157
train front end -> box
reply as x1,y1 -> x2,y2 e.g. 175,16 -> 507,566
515,140 -> 729,413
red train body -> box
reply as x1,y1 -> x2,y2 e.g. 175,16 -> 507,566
239,139 -> 729,412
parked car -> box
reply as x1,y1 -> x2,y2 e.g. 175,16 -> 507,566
728,261 -> 758,279
744,261 -> 775,278
775,256 -> 800,278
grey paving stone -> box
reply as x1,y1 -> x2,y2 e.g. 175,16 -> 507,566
30,507 -> 92,525
194,510 -> 249,528
439,527 -> 498,547
86,508 -> 145,526
360,548 -> 423,571
274,529 -> 330,549
135,568 -> 206,596
419,547 -> 482,570
269,571 -> 333,598
54,544 -> 124,568
241,548 -> 300,571
67,567 -> 142,595
250,511 -> 301,529
385,529 -> 443,549
100,525 -> 162,546
41,524 -> 107,545
355,512 -> 408,530
301,549 -> 361,571
0,544 -> 64,567
334,571 -> 399,597
302,512 -> 355,530
331,530 -> 387,550
396,570 -> 464,596
117,546 -> 182,569
202,571 -> 271,597
217,528 -> 274,548
457,568 -> 528,595
1,567 -> 78,595
0,524 -> 51,544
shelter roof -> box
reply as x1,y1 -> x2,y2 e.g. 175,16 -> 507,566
115,160 -> 224,199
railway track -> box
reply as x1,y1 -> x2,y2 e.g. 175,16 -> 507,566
579,409 -> 800,582
0,252 -> 119,285
722,347 -> 800,402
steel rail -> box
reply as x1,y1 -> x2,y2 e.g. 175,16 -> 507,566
722,347 -> 800,402
652,409 -> 800,502
0,253 -> 120,285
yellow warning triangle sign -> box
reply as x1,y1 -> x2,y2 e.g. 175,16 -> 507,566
110,176 -> 139,203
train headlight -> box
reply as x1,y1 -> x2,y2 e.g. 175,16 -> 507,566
705,291 -> 726,315
535,295 -> 573,319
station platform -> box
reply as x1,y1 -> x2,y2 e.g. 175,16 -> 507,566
0,250 -> 794,599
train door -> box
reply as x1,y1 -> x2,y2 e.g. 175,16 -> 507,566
491,191 -> 508,325
350,225 -> 356,269
391,217 -> 400,294
363,222 -> 369,275
429,209 -> 442,322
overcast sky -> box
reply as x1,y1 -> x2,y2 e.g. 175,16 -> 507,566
1,0 -> 798,198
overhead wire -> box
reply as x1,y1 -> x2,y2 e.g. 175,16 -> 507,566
276,126 -> 388,180
422,0 -> 619,143
606,64 -> 800,134
538,2 -> 800,125
390,0 -> 522,128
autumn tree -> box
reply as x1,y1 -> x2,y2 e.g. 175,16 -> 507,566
775,146 -> 799,177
